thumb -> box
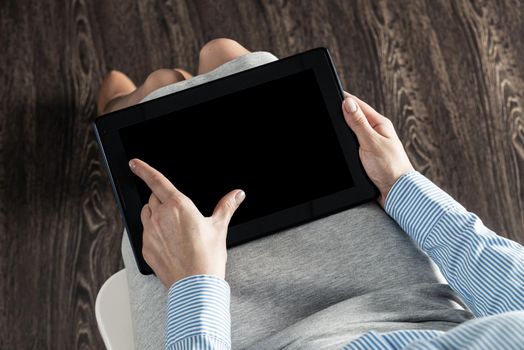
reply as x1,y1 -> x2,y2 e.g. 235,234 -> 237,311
342,96 -> 377,147
212,189 -> 246,226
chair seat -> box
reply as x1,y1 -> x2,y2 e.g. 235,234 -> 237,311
95,269 -> 135,350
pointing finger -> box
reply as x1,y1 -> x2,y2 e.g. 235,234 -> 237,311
129,158 -> 185,204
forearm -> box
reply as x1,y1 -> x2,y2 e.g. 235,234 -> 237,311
385,171 -> 524,317
165,275 -> 231,350
344,311 -> 524,349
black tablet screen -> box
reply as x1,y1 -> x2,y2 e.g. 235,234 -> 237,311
119,69 -> 353,225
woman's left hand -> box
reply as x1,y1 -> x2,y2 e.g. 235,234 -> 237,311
129,158 -> 246,288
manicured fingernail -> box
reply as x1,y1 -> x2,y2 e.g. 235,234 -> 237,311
344,98 -> 358,114
129,159 -> 136,171
235,190 -> 246,204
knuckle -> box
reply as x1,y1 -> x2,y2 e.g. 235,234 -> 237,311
141,205 -> 151,220
150,210 -> 162,223
167,192 -> 183,206
180,197 -> 192,209
369,134 -> 383,147
383,117 -> 394,127
149,172 -> 162,186
169,193 -> 192,209
225,198 -> 236,211
382,118 -> 397,137
353,111 -> 367,126
142,246 -> 151,262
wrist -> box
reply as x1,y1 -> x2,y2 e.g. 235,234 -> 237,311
165,269 -> 226,288
382,170 -> 417,208
379,167 -> 415,207
169,273 -> 227,290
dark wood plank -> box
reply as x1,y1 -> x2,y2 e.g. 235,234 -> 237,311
1,0 -> 523,348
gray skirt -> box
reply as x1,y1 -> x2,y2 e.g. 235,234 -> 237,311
122,52 -> 472,350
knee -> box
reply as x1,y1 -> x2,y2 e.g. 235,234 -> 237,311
141,69 -> 185,96
199,38 -> 245,59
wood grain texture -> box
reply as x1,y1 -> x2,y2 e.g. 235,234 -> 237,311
1,0 -> 523,348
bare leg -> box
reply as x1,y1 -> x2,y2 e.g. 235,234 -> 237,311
96,71 -> 137,115
97,38 -> 250,115
97,68 -> 191,115
197,38 -> 250,74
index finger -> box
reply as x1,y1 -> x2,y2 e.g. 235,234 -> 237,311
129,158 -> 183,203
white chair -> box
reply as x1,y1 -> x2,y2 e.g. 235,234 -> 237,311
95,269 -> 135,350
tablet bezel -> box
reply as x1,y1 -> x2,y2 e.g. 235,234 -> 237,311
93,48 -> 378,274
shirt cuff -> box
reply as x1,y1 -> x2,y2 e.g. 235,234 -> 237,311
384,171 -> 461,247
165,275 -> 231,348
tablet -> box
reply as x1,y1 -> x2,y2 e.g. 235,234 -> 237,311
93,48 -> 378,274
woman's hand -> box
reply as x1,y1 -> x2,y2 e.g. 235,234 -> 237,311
129,158 -> 246,288
341,92 -> 414,207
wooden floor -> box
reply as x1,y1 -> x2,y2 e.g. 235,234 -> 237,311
2,0 -> 524,348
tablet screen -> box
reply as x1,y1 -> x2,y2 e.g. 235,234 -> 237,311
119,69 -> 353,225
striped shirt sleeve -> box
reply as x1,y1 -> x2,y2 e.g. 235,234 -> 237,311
165,275 -> 231,350
342,311 -> 524,350
384,171 -> 524,317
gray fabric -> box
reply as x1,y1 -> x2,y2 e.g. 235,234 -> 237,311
140,51 -> 279,103
122,51 -> 473,350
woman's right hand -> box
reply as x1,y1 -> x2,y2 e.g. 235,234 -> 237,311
341,92 -> 414,207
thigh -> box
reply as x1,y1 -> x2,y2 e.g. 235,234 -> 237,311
228,203 -> 471,349
98,38 -> 250,115
122,235 -> 166,350
122,202 -> 468,350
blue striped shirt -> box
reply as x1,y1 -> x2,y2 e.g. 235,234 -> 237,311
165,171 -> 524,349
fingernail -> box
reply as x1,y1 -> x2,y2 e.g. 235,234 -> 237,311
344,98 -> 358,114
235,190 -> 246,204
129,159 -> 136,171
